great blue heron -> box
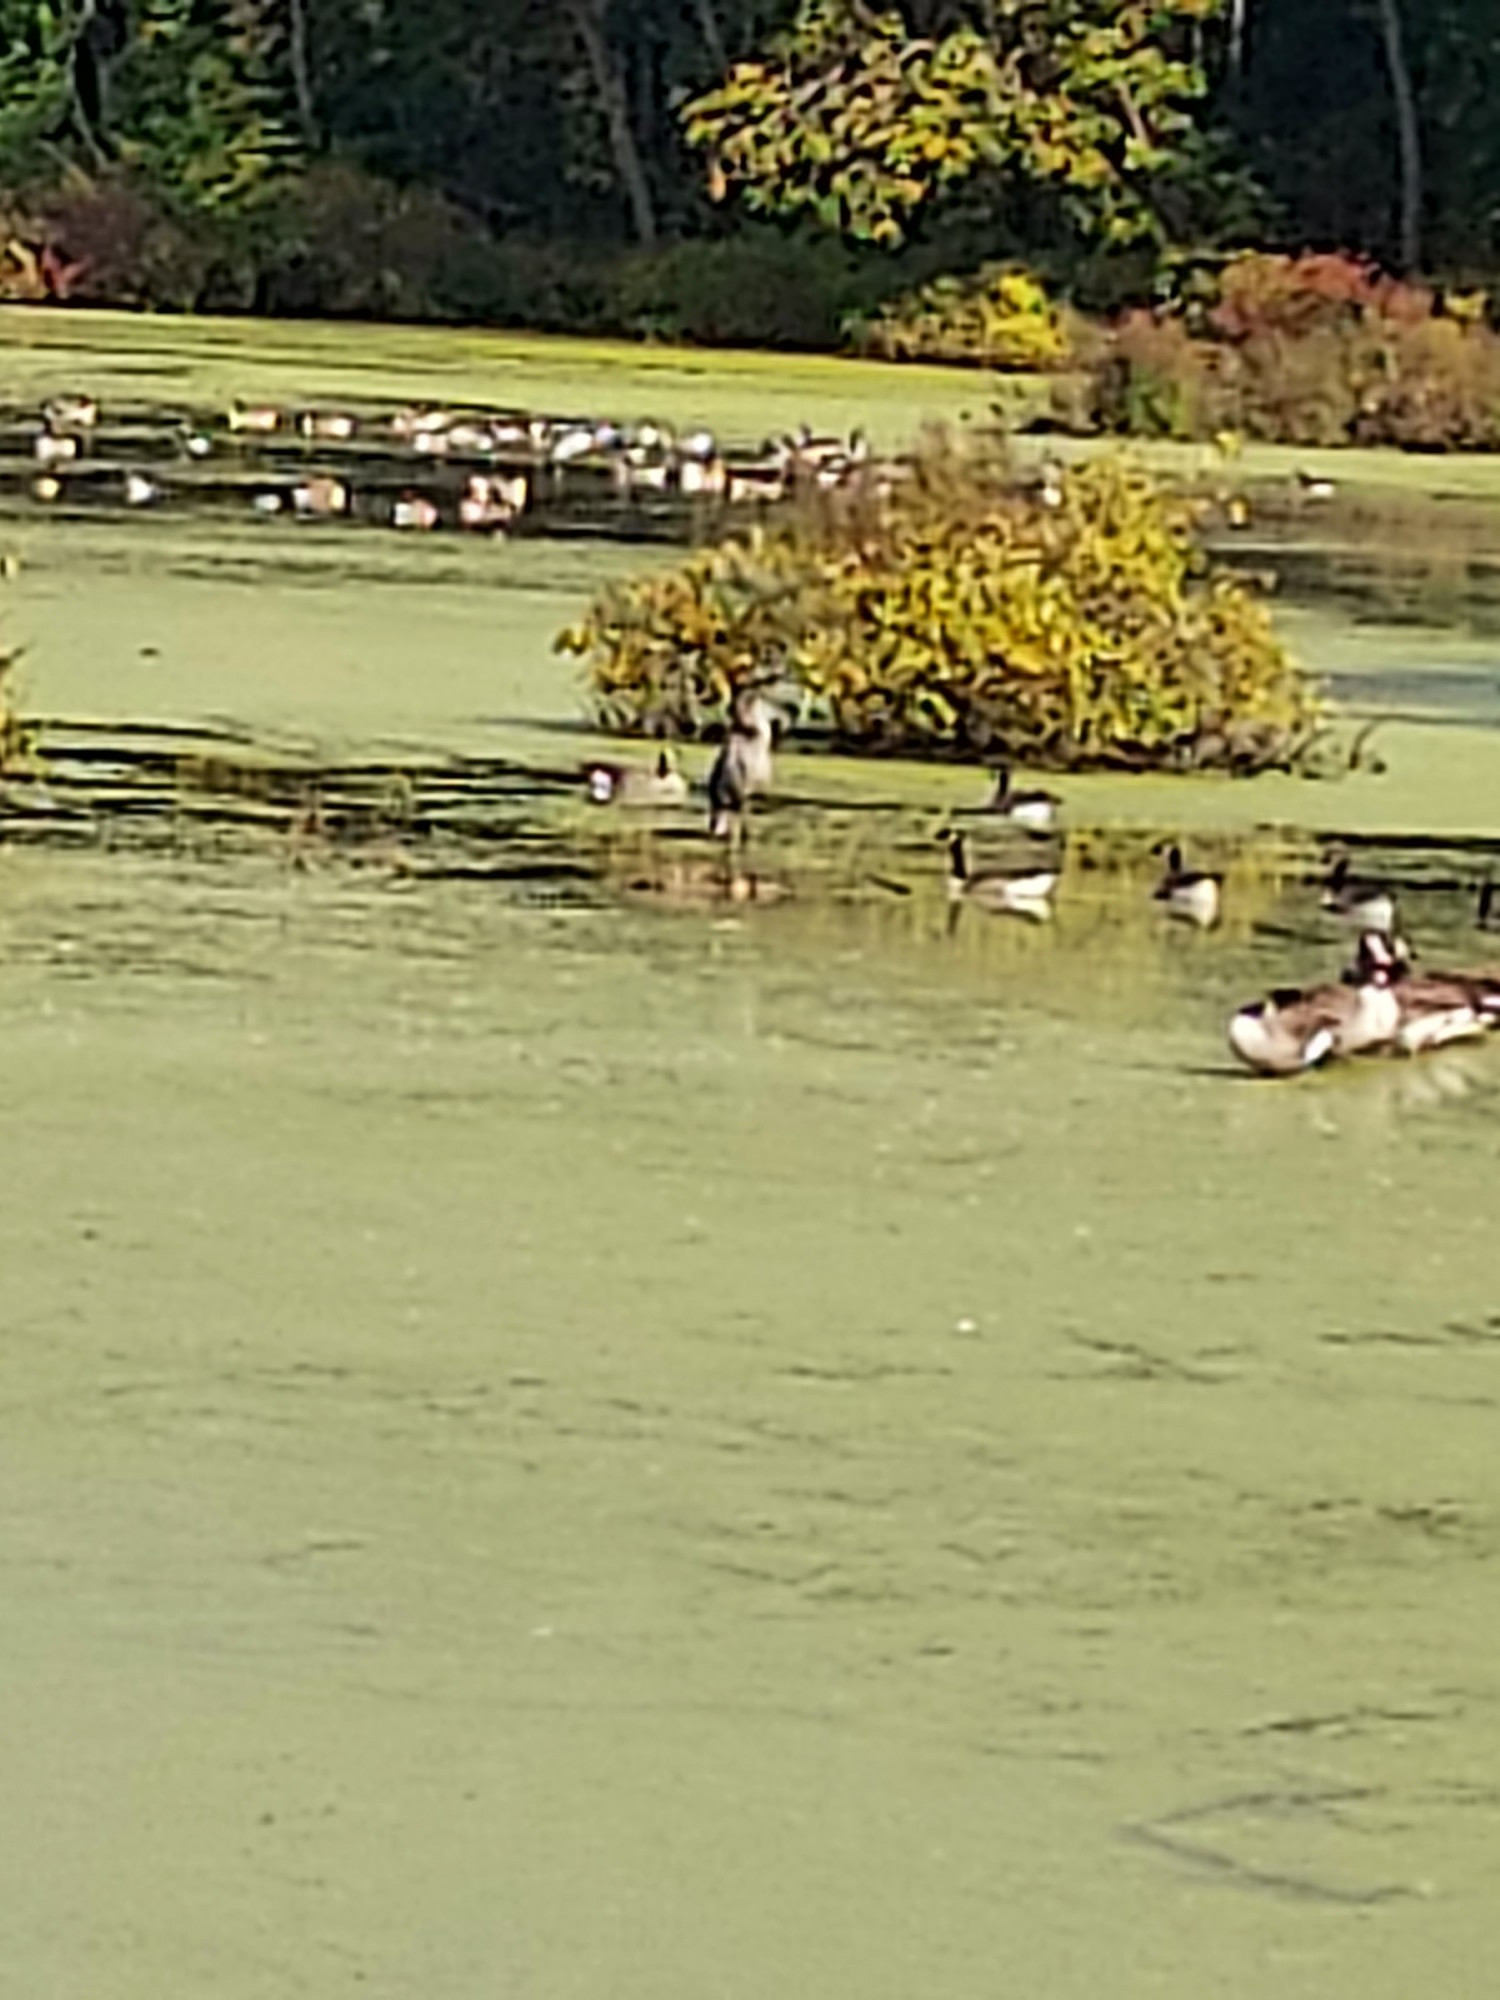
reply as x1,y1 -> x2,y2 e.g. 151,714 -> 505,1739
708,689 -> 778,841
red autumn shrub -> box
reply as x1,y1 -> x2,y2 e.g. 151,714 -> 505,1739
1075,251 -> 1500,449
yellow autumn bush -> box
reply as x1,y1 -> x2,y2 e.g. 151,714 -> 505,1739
851,265 -> 1072,370
559,440 -> 1317,771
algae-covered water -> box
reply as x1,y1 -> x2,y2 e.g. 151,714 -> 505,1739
4,316 -> 1500,1998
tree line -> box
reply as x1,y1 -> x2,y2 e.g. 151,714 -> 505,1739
0,0 -> 1495,317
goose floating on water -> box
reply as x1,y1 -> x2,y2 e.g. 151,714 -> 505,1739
984,764 -> 1061,833
945,830 -> 1057,920
1322,854 -> 1396,934
1154,845 -> 1222,928
586,747 -> 689,808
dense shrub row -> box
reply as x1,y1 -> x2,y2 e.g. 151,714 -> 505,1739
559,442 -> 1317,771
1072,252 -> 1500,449
0,165 -> 1077,367
0,167 -> 895,350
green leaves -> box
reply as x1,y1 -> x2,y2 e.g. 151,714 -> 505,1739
683,0 -> 1240,249
0,0 -> 295,218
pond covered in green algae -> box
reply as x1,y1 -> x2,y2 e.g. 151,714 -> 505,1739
5,333 -> 1500,1996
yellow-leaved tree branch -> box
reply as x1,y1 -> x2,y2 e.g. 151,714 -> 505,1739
682,0 -> 1248,249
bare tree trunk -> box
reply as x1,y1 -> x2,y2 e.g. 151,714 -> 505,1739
1374,0 -> 1421,271
1228,0 -> 1247,78
567,0 -> 659,247
690,0 -> 726,70
287,0 -> 318,146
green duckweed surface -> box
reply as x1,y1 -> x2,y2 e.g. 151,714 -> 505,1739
4,316 -> 1500,1999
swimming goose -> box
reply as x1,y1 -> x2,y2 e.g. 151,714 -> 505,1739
1154,845 -> 1222,928
44,394 -> 97,431
1322,855 -> 1395,933
585,747 -> 689,808
292,475 -> 349,517
392,493 -> 440,531
984,764 -> 1062,833
1228,932 -> 1400,1075
945,831 -> 1057,919
33,430 -> 77,468
708,689 -> 778,839
298,410 -> 357,442
228,402 -> 280,434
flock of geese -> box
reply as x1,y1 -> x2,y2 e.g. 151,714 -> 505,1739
17,393 -> 880,530
585,709 -> 1500,1080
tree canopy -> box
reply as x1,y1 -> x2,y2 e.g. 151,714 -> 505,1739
0,0 -> 1492,314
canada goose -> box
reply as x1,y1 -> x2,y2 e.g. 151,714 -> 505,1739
679,454 -> 728,499
1322,854 -> 1395,933
392,493 -> 440,531
1479,880 -> 1499,931
724,463 -> 787,506
298,410 -> 357,442
1154,845 -> 1222,928
1228,933 -> 1400,1075
33,430 -> 77,468
458,471 -> 528,531
1375,933 -> 1500,1053
585,747 -> 689,808
945,831 -> 1057,919
292,475 -> 349,517
44,394 -> 97,431
708,689 -> 778,839
984,764 -> 1062,833
123,472 -> 157,507
228,403 -> 280,435
1295,468 -> 1337,503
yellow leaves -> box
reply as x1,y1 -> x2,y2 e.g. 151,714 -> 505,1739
563,437 -> 1313,767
